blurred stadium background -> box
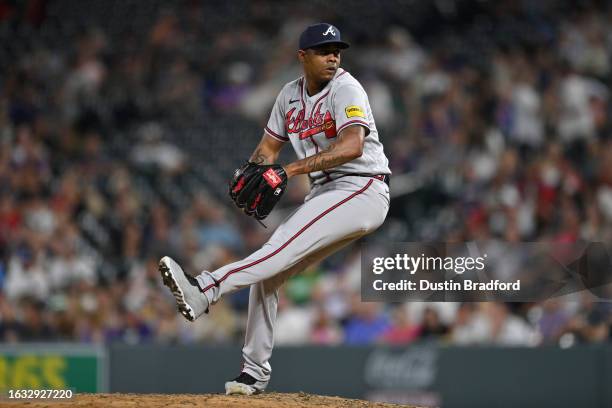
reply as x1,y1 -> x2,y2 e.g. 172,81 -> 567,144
1,0 -> 612,407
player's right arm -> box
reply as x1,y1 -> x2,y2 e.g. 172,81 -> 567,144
283,125 -> 365,178
249,133 -> 285,165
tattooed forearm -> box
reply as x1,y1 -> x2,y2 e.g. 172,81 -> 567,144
250,148 -> 270,164
247,133 -> 284,165
285,139 -> 362,178
302,144 -> 345,171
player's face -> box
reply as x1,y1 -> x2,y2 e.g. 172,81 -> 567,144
299,45 -> 342,83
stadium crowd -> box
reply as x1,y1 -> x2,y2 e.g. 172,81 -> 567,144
1,0 -> 611,346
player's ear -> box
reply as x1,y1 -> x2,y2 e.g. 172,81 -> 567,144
298,49 -> 306,63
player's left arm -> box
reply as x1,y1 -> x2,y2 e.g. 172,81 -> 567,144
283,125 -> 365,178
250,133 -> 286,165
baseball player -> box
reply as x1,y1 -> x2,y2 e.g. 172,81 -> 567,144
159,23 -> 391,395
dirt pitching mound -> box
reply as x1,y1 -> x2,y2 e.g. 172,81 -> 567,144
3,392 -> 420,407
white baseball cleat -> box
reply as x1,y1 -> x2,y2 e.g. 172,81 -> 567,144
159,256 -> 209,322
225,372 -> 267,395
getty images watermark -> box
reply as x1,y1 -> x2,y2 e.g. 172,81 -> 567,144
371,252 -> 520,292
361,242 -> 612,302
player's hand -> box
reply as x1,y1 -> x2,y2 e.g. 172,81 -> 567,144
229,163 -> 287,220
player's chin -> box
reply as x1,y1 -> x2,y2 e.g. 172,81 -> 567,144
321,69 -> 336,80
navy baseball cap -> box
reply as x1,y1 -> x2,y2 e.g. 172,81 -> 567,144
299,23 -> 350,50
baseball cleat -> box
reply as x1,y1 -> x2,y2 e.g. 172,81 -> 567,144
225,372 -> 266,395
159,256 -> 209,322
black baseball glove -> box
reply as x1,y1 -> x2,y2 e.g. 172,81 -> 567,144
229,162 -> 288,220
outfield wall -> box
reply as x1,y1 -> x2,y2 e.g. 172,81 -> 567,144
109,344 -> 612,408
1,344 -> 610,407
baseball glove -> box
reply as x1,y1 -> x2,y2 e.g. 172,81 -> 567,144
229,162 -> 288,220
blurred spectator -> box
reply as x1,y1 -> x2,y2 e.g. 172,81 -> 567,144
344,295 -> 390,345
19,297 -> 56,341
5,245 -> 49,301
274,291 -> 313,346
379,306 -> 419,345
534,300 -> 572,345
418,307 -> 449,341
449,303 -> 490,345
131,122 -> 186,176
483,303 -> 538,346
0,295 -> 27,342
310,304 -> 343,345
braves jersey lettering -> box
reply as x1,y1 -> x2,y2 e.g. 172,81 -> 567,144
265,68 -> 390,184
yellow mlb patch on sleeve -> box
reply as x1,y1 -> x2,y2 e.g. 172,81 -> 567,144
345,105 -> 365,118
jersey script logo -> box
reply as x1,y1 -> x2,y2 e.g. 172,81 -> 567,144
345,105 -> 365,118
323,26 -> 336,36
285,104 -> 337,140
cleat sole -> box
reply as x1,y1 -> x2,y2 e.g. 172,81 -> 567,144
159,259 -> 196,322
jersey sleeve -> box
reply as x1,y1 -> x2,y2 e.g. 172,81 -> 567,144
264,90 -> 289,143
333,84 -> 371,137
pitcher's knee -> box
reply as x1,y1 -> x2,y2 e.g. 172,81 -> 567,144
262,271 -> 292,294
359,216 -> 385,234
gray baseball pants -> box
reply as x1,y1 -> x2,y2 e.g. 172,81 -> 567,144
195,175 -> 390,386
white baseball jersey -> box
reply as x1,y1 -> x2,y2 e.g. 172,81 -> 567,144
263,68 -> 391,185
